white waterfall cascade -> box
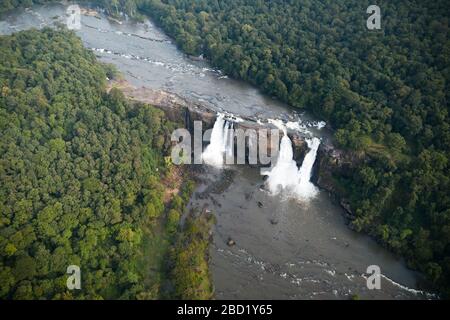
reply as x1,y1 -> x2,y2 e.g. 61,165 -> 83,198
266,127 -> 321,200
204,115 -> 321,200
296,137 -> 321,199
202,114 -> 234,167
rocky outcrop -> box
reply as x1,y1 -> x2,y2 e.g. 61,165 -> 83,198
313,141 -> 364,220
109,79 -> 309,160
108,79 -> 216,129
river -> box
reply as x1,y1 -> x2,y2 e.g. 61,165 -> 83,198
0,3 -> 433,299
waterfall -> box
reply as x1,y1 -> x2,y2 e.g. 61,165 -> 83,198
266,132 -> 321,201
184,108 -> 192,132
203,114 -> 234,167
266,135 -> 302,192
296,137 -> 321,199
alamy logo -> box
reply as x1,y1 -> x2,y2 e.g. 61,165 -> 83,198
170,120 -> 280,171
66,265 -> 81,290
66,5 -> 81,30
366,265 -> 381,290
367,5 -> 381,30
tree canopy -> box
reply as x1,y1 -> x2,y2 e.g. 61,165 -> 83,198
1,0 -> 449,296
0,28 -> 210,299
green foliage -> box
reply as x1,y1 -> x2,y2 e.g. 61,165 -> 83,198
0,29 -> 176,299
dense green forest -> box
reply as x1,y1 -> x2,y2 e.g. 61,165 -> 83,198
118,0 -> 448,294
0,28 -> 212,299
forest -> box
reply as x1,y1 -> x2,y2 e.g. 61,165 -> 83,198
0,28 -> 212,299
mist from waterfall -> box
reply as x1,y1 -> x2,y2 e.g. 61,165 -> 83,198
204,115 -> 321,200
202,114 -> 234,167
266,132 -> 321,201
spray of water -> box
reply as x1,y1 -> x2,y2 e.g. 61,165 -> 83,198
266,126 -> 321,200
202,114 -> 233,167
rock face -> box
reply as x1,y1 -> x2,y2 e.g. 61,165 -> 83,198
313,141 -> 363,220
290,134 -> 308,166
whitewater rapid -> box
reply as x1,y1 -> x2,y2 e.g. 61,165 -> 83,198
266,134 -> 321,200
